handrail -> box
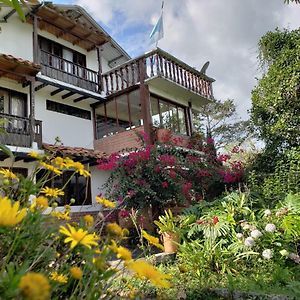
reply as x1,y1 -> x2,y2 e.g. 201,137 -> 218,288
40,49 -> 98,75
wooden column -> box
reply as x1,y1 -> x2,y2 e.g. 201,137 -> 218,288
32,14 -> 39,64
92,106 -> 97,140
187,101 -> 194,136
29,79 -> 36,146
139,58 -> 153,144
96,47 -> 103,92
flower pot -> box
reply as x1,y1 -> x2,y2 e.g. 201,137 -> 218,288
163,232 -> 179,253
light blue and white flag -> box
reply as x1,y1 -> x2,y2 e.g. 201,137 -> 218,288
149,1 -> 164,46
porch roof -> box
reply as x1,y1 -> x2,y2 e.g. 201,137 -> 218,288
0,53 -> 41,82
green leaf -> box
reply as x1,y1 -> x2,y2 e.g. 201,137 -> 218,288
0,144 -> 14,160
11,0 -> 26,21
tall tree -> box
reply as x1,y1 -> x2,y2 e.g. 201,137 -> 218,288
194,99 -> 250,149
251,28 -> 300,155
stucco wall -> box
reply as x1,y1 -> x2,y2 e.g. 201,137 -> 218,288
0,13 -> 33,61
35,89 -> 95,148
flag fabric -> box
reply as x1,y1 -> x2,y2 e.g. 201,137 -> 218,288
149,12 -> 164,46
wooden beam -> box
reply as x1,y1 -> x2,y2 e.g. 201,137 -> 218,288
50,88 -> 63,96
72,32 -> 93,45
3,9 -> 16,22
33,14 -> 39,64
73,96 -> 88,103
22,81 -> 30,88
57,24 -> 76,38
35,83 -> 48,91
61,91 -> 75,99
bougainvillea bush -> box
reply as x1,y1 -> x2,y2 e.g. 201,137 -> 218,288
97,135 -> 245,217
0,151 -> 171,300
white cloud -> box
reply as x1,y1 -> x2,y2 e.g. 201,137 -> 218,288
75,0 -> 300,118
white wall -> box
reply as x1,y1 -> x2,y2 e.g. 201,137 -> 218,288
90,166 -> 110,201
35,89 -> 95,148
0,12 -> 33,61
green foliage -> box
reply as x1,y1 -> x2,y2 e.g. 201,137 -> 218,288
251,28 -> 300,155
154,209 -> 180,233
194,98 -> 251,149
0,0 -> 39,21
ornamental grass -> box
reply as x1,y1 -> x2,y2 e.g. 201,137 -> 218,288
0,151 -> 171,300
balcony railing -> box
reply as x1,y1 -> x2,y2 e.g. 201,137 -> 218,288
102,48 -> 214,99
0,113 -> 42,148
40,50 -> 100,92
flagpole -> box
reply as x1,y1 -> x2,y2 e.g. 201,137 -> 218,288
155,0 -> 164,48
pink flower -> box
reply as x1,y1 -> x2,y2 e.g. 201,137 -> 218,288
212,216 -> 219,225
217,154 -> 231,162
161,181 -> 169,188
154,165 -> 161,173
159,154 -> 177,166
182,182 -> 193,195
119,209 -> 130,218
197,169 -> 211,177
169,169 -> 177,179
206,137 -> 214,145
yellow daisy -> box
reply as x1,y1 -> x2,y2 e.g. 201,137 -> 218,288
70,267 -> 83,280
0,168 -> 18,180
0,197 -> 27,227
126,260 -> 171,288
28,151 -> 42,159
83,214 -> 94,227
106,222 -> 129,237
49,271 -> 68,284
95,197 -> 116,208
71,161 -> 90,177
59,224 -> 99,249
30,196 -> 49,212
19,272 -> 50,300
142,230 -> 164,251
52,157 -> 66,169
40,162 -> 62,176
51,211 -> 71,221
40,187 -> 64,198
116,246 -> 132,261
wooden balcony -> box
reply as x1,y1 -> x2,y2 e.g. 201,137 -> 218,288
102,48 -> 214,100
40,50 -> 100,92
0,113 -> 42,149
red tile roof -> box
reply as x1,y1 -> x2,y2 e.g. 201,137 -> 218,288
0,54 -> 41,70
43,143 -> 107,160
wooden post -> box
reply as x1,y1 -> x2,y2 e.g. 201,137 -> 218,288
33,14 -> 39,64
96,47 -> 103,92
29,80 -> 36,146
139,58 -> 153,144
187,101 -> 194,136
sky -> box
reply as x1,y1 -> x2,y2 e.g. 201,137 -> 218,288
55,0 -> 300,119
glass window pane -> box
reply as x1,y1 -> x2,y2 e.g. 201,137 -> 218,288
159,100 -> 171,130
150,97 -> 160,127
128,89 -> 142,128
178,107 -> 187,135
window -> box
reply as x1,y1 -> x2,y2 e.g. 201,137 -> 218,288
150,96 -> 188,135
0,88 -> 27,117
36,170 -> 92,206
46,100 -> 91,120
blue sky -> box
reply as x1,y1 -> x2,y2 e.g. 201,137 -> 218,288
53,0 -> 300,119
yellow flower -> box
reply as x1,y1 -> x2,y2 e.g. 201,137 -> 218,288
109,240 -> 132,261
28,151 -> 41,159
116,246 -> 132,261
40,162 -> 62,176
59,224 -> 99,249
19,272 -> 50,300
51,211 -> 71,221
95,197 -> 116,208
49,272 -> 68,284
126,260 -> 171,288
0,168 -> 18,180
70,267 -> 83,280
63,157 -> 75,168
72,161 -> 90,177
52,157 -> 66,169
0,197 -> 27,227
106,222 -> 129,237
83,214 -> 94,227
30,196 -> 49,212
142,230 -> 164,251
41,187 -> 64,198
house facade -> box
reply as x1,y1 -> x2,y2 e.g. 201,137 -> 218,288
0,2 -> 214,216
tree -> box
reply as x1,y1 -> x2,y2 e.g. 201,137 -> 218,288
251,28 -> 300,155
194,99 -> 251,150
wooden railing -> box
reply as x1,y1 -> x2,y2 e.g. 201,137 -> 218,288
40,50 -> 100,92
0,113 -> 43,148
102,48 -> 214,99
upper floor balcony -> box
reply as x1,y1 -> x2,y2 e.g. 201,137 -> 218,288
40,50 -> 100,93
102,48 -> 214,101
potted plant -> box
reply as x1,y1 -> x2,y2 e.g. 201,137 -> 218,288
154,209 -> 181,253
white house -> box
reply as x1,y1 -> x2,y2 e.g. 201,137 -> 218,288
0,2 -> 215,217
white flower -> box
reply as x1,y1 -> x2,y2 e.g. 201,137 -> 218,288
279,249 -> 289,257
236,233 -> 243,240
264,209 -> 272,217
244,237 -> 255,247
265,223 -> 276,233
250,229 -> 262,239
288,253 -> 300,264
262,249 -> 273,260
